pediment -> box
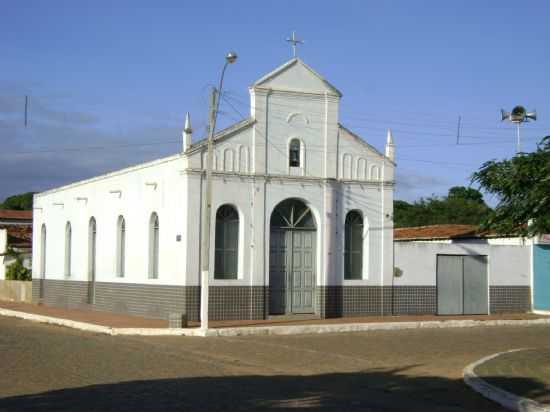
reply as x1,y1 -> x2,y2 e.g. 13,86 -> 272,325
252,58 -> 342,97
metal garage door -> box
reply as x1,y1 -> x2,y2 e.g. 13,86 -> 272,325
437,255 -> 488,315
463,256 -> 489,314
437,256 -> 463,315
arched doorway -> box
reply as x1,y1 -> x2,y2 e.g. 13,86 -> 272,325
269,199 -> 316,315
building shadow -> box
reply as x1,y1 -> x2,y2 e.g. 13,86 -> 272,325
0,368 -> 546,411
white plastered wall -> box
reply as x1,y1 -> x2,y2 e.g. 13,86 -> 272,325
32,155 -> 188,286
182,58 -> 395,289
394,238 -> 531,287
32,58 -> 396,293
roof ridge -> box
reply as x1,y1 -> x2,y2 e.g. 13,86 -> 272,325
252,58 -> 343,97
338,123 -> 394,164
186,117 -> 255,152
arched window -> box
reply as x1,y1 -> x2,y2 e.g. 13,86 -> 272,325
215,205 -> 239,279
344,211 -> 363,280
116,216 -> 126,277
88,217 -> 97,304
65,222 -> 72,277
370,165 -> 380,180
149,213 -> 159,279
342,153 -> 353,179
40,224 -> 47,277
223,148 -> 234,172
289,139 -> 301,167
40,224 -> 46,298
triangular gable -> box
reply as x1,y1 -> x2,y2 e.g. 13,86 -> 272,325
186,118 -> 255,154
252,58 -> 342,97
339,124 -> 395,165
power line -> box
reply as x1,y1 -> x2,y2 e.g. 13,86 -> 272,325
0,91 -> 541,164
218,95 -> 483,171
221,93 -> 547,141
4,139 -> 181,156
225,90 -> 550,129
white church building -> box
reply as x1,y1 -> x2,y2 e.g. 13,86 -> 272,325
32,58 -> 398,321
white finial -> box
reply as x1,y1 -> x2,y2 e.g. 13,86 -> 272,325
386,128 -> 394,145
183,112 -> 192,152
286,31 -> 304,58
385,128 -> 395,161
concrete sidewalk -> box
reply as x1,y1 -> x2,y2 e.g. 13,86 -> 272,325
0,301 -> 168,328
464,348 -> 550,411
2,300 -> 550,337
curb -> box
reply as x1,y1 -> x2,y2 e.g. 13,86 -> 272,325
1,307 -> 550,338
202,318 -> 550,337
0,308 -> 205,337
463,349 -> 550,412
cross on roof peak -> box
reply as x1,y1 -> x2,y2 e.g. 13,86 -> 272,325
286,31 -> 304,58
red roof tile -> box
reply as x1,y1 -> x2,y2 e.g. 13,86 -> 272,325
0,225 -> 33,248
0,210 -> 32,220
394,224 -> 480,241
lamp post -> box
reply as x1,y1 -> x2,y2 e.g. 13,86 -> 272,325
200,52 -> 238,331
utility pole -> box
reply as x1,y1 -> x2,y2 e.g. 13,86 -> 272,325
24,95 -> 29,127
200,52 -> 238,331
516,123 -> 521,154
200,87 -> 217,331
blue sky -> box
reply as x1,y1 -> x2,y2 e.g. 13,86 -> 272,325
1,1 -> 549,203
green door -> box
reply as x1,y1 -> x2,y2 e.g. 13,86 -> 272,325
269,229 -> 287,314
290,230 -> 315,313
269,199 -> 317,315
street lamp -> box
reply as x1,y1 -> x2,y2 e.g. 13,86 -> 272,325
200,52 -> 238,331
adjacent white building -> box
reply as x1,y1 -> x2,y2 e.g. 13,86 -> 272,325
32,58 -> 397,321
394,225 -> 532,315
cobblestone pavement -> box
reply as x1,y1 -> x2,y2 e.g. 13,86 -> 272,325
2,317 -> 550,411
475,348 -> 550,404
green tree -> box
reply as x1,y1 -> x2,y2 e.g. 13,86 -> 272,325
394,187 -> 490,228
0,192 -> 35,210
448,186 -> 484,205
472,136 -> 550,237
5,248 -> 32,281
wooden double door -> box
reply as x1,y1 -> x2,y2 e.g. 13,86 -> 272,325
269,229 -> 316,315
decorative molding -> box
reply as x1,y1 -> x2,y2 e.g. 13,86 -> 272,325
286,112 -> 310,125
180,168 -> 395,186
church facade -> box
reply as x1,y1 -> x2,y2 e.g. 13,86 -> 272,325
32,58 -> 399,321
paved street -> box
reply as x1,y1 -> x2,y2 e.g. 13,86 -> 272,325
1,317 -> 550,411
